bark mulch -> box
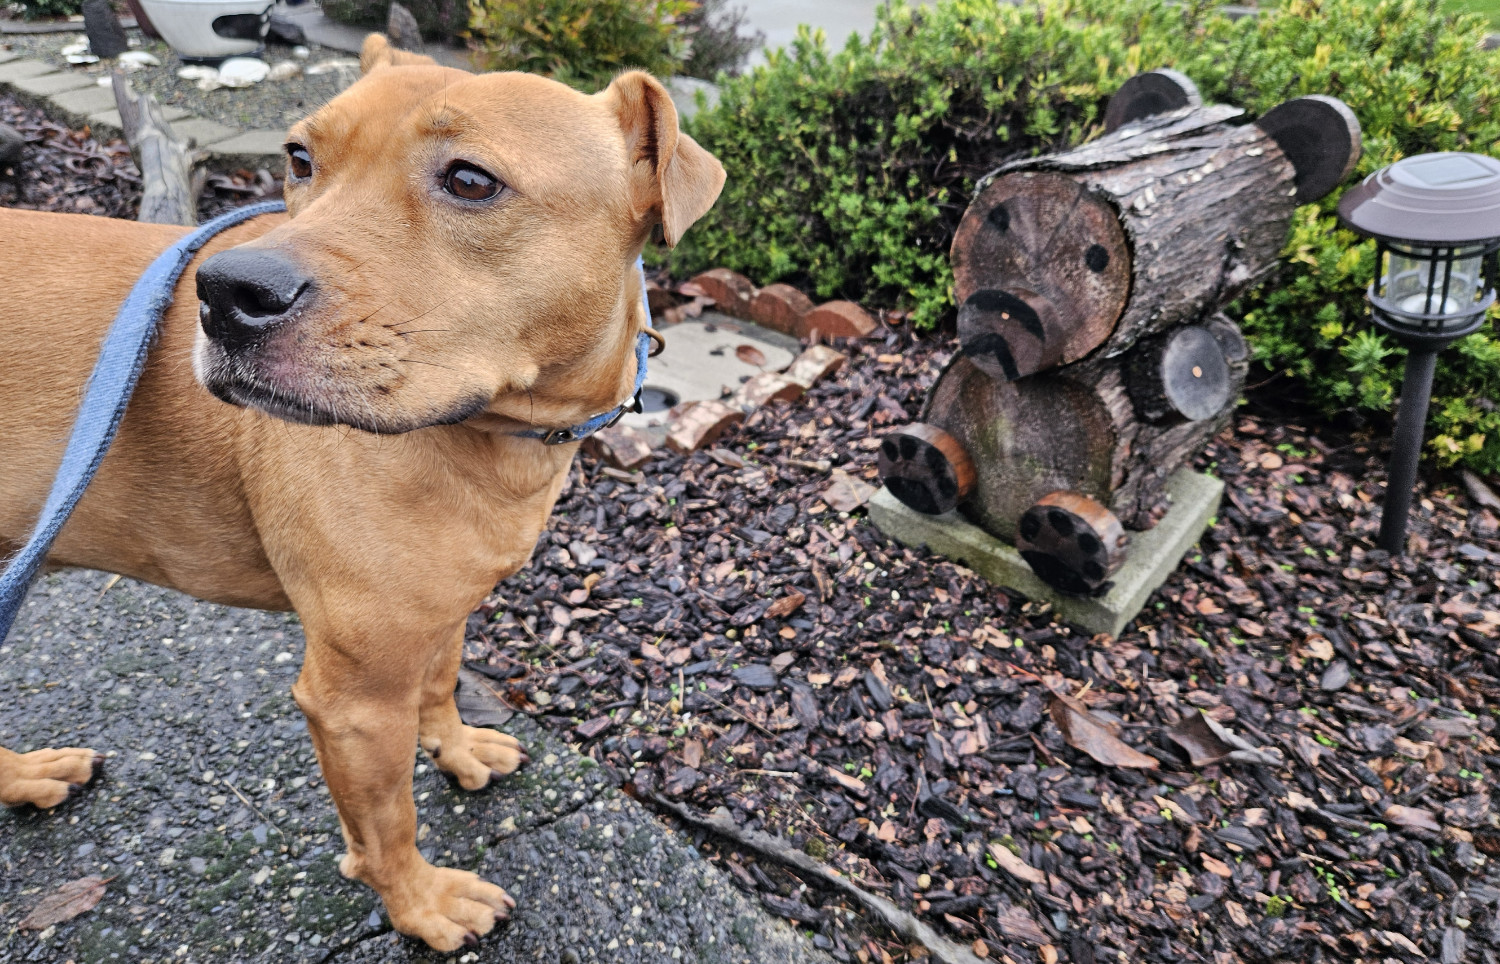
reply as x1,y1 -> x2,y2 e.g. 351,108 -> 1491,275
0,93 -> 280,220
465,329 -> 1500,964
9,91 -> 1500,964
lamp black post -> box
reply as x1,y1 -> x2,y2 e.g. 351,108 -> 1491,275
1337,152 -> 1500,555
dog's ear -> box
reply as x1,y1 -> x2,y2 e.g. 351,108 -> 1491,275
360,34 -> 438,74
602,71 -> 726,247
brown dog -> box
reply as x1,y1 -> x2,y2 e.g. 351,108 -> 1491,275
0,35 -> 724,950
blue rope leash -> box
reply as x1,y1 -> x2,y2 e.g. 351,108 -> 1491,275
0,200 -> 285,642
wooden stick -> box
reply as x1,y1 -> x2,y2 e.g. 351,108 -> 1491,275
112,70 -> 201,226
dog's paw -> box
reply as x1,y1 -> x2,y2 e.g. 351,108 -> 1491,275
0,747 -> 103,809
421,725 -> 528,791
387,866 -> 515,952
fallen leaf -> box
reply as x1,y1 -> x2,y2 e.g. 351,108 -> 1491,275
735,344 -> 767,366
1048,692 -> 1158,770
19,876 -> 109,930
987,842 -> 1046,884
1165,710 -> 1235,767
1384,804 -> 1442,833
823,469 -> 875,513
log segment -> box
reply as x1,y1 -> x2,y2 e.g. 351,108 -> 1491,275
953,104 -> 1297,376
1015,491 -> 1127,597
877,423 -> 976,516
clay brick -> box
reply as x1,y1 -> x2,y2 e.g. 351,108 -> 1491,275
782,345 -> 848,390
689,268 -> 755,318
582,424 -> 654,471
798,300 -> 877,340
748,283 -> 814,334
729,373 -> 805,412
645,280 -> 677,315
665,400 -> 745,454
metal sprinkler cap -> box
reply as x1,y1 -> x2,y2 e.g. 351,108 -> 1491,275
1338,152 -> 1500,247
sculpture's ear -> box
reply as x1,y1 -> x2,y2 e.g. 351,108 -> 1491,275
600,70 -> 726,247
360,33 -> 438,74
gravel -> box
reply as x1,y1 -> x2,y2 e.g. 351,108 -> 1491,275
0,27 -> 354,134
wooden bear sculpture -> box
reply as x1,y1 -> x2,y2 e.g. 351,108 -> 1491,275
880,71 -> 1361,597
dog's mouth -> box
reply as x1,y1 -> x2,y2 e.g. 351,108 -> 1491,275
206,374 -> 352,429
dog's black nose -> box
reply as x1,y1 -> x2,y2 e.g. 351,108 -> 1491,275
196,249 -> 313,348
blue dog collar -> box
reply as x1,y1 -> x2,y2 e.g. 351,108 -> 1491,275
513,257 -> 655,445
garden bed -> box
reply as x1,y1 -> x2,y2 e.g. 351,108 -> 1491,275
6,94 -> 1500,964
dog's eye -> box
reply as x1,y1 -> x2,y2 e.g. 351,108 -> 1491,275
444,162 -> 501,202
286,144 -> 313,180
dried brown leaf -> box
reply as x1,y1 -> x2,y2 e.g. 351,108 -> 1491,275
823,469 -> 875,513
1048,692 -> 1159,770
18,876 -> 109,931
735,344 -> 767,367
1384,804 -> 1442,833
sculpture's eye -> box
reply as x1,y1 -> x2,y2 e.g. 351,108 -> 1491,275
1085,244 -> 1109,272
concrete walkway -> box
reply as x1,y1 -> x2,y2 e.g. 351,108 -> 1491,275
0,570 -> 829,963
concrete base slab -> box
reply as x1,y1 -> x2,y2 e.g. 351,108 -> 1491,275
0,49 -> 19,65
172,116 -> 238,150
868,468 -> 1223,637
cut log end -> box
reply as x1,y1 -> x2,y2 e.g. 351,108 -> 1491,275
1255,95 -> 1363,204
951,172 -> 1131,380
1016,492 -> 1127,597
1103,69 -> 1202,133
878,423 -> 975,516
1126,325 -> 1233,424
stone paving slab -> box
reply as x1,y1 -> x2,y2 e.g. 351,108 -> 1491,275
87,104 -> 189,139
207,129 -> 291,165
172,117 -> 238,150
10,69 -> 92,99
45,84 -> 119,126
0,569 -> 828,963
0,58 -> 57,83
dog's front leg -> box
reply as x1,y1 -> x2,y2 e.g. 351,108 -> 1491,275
418,626 -> 528,790
292,625 -> 514,951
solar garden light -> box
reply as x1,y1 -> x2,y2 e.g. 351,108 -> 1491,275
1336,152 -> 1500,554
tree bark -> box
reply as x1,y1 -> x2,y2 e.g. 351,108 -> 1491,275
113,71 -> 201,226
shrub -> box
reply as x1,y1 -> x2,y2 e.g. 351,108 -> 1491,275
14,0 -> 84,19
672,0 -> 1500,473
468,0 -> 693,91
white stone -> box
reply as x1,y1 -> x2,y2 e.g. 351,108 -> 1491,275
217,57 -> 270,88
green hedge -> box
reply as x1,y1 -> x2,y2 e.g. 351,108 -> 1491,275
468,0 -> 692,91
671,0 -> 1500,473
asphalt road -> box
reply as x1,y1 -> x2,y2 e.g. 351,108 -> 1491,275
0,569 -> 829,963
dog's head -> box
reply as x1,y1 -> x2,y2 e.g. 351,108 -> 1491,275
193,35 -> 725,435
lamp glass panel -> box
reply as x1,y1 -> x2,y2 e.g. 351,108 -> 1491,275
1386,248 -> 1485,322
